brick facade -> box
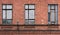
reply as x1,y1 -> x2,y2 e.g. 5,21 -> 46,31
0,0 -> 60,35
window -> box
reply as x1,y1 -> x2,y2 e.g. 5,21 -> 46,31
2,4 -> 12,25
48,4 -> 58,25
25,4 -> 35,25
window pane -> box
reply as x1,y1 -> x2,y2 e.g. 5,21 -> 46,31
3,5 -> 6,9
25,10 -> 28,19
25,20 -> 29,24
51,10 -> 55,21
6,20 -> 12,24
25,20 -> 34,24
48,5 -> 50,12
29,10 -> 34,19
55,5 -> 58,22
56,12 -> 58,22
29,5 -> 34,9
29,20 -> 34,24
25,5 -> 28,9
2,19 -> 6,24
7,10 -> 12,19
7,5 -> 12,9
55,5 -> 58,13
48,13 -> 50,22
3,19 -> 12,25
3,10 -> 6,19
51,5 -> 54,9
48,4 -> 58,24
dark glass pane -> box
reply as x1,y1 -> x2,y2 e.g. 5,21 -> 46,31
6,20 -> 12,24
29,20 -> 34,24
25,20 -> 29,24
48,13 -> 50,22
2,19 -> 6,24
2,19 -> 12,25
25,19 -> 35,25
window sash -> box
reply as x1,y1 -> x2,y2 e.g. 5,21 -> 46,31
7,10 -> 12,19
25,4 -> 35,9
50,5 -> 55,9
3,10 -> 6,19
25,5 -> 28,9
25,19 -> 35,25
2,19 -> 12,25
25,10 -> 34,19
29,10 -> 34,19
25,10 -> 28,19
29,5 -> 35,9
50,10 -> 55,22
2,4 -> 12,25
3,10 -> 12,19
25,4 -> 35,24
3,5 -> 12,9
48,4 -> 58,24
7,5 -> 12,9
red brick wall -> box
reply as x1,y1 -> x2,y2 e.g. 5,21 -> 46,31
0,0 -> 59,28
0,0 -> 60,25
0,0 -> 60,35
0,0 -> 59,29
